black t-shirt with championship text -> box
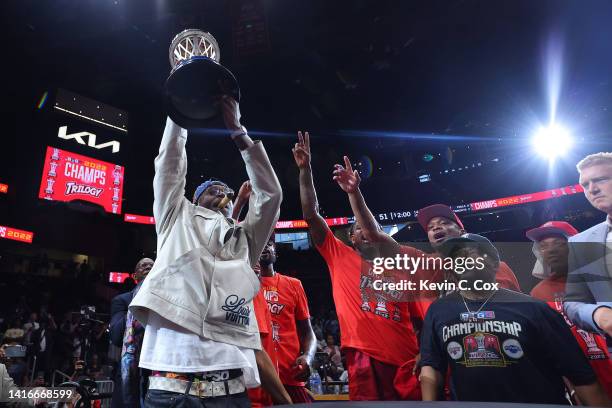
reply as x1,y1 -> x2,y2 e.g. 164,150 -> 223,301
420,289 -> 596,404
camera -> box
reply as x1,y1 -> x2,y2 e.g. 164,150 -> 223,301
314,351 -> 330,366
75,305 -> 101,331
80,305 -> 96,320
71,306 -> 106,363
313,351 -> 334,373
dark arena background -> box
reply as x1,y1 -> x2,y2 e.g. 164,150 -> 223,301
2,0 -> 612,406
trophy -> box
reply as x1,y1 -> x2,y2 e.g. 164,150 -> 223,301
113,165 -> 122,185
165,29 -> 240,128
49,162 -> 58,177
374,297 -> 389,319
360,295 -> 371,312
45,178 -> 55,196
474,333 -> 486,351
576,330 -> 603,355
113,172 -> 121,186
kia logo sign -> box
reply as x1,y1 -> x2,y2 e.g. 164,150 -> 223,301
58,126 -> 120,153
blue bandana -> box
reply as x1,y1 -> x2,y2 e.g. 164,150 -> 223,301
193,179 -> 229,204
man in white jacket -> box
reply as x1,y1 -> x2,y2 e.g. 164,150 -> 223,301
130,96 -> 288,407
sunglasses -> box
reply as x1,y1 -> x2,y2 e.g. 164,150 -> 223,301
205,186 -> 235,199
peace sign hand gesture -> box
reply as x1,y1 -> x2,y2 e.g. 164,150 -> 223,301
292,131 -> 311,169
333,155 -> 361,193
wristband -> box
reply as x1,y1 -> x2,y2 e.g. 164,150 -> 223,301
230,126 -> 247,138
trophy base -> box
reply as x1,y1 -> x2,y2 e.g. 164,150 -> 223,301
164,56 -> 240,128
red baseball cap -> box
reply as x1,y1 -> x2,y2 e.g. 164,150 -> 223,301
417,204 -> 464,231
525,221 -> 578,242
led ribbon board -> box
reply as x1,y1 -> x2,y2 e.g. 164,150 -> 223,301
124,214 -> 155,225
0,225 -> 34,243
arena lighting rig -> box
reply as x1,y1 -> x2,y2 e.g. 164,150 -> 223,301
532,34 -> 573,162
532,124 -> 573,160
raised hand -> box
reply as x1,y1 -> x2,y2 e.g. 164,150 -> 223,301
220,95 -> 242,132
333,155 -> 361,193
292,131 -> 311,169
237,180 -> 252,201
253,262 -> 261,276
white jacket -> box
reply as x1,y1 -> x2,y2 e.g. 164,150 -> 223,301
130,118 -> 282,350
0,363 -> 30,406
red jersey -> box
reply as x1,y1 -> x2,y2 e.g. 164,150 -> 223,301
253,289 -> 277,363
248,289 -> 276,407
531,277 -> 612,399
494,261 -> 521,292
316,231 -> 419,366
260,273 -> 310,386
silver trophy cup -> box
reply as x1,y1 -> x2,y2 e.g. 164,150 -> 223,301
164,29 -> 240,128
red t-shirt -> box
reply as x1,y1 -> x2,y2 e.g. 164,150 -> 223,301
248,289 -> 276,407
531,277 -> 612,399
494,261 -> 521,292
316,231 -> 420,366
253,289 -> 278,367
260,273 -> 310,386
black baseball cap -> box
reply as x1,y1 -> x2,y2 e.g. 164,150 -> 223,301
439,233 -> 500,263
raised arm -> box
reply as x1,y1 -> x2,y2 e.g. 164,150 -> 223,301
231,181 -> 252,221
153,118 -> 188,235
227,97 -> 282,266
292,131 -> 330,246
333,155 -> 400,251
220,95 -> 255,151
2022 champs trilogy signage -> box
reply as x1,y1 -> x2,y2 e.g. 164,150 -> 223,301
38,146 -> 125,214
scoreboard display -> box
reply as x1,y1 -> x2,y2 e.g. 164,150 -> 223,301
38,146 -> 125,214
109,272 -> 131,283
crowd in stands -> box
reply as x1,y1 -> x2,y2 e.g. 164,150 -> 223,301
0,254 -> 346,396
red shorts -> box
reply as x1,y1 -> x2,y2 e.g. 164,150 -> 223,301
283,384 -> 314,403
247,387 -> 272,407
344,348 -> 401,400
393,358 -> 422,400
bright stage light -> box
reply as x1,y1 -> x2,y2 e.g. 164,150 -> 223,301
532,124 -> 572,160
